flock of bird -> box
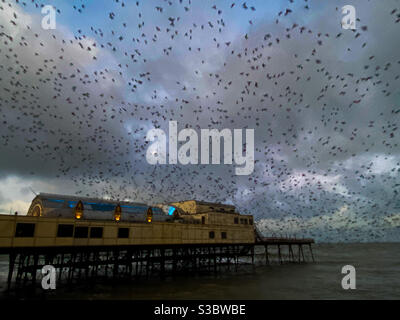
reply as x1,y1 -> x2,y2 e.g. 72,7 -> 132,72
0,0 -> 399,242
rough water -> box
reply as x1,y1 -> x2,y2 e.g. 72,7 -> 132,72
0,243 -> 399,300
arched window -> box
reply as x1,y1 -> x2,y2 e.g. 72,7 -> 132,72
32,204 -> 42,217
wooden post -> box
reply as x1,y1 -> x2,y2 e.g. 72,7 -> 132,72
298,245 -> 301,263
235,246 -> 238,272
278,245 -> 282,264
146,249 -> 150,278
172,248 -> 177,274
160,248 -> 165,279
207,247 -> 211,272
289,244 -> 294,262
128,248 -> 133,276
7,252 -> 16,290
32,252 -> 38,287
113,249 -> 119,278
104,250 -> 109,277
309,244 -> 315,262
59,252 -> 64,282
213,247 -> 217,273
300,245 -> 305,262
23,253 -> 31,285
85,251 -> 90,279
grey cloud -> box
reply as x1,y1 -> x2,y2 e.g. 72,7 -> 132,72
0,0 -> 399,241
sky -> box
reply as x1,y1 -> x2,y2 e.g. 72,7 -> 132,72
0,0 -> 399,242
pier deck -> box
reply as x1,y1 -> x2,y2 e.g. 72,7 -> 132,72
1,237 -> 315,291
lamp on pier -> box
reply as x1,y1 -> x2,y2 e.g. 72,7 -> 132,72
114,204 -> 122,222
74,200 -> 84,220
147,207 -> 153,223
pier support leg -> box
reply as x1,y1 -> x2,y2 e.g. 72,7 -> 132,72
309,244 -> 315,262
59,253 -> 64,282
146,250 -> 150,279
289,245 -> 294,263
32,253 -> 38,287
298,245 -> 301,263
213,247 -> 217,274
160,248 -> 165,279
251,246 -> 255,267
127,249 -> 133,277
278,245 -> 282,264
300,245 -> 305,262
85,251 -> 91,279
172,249 -> 177,274
113,249 -> 119,279
7,252 -> 16,291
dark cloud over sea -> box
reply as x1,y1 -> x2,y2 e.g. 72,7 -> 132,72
0,0 -> 399,242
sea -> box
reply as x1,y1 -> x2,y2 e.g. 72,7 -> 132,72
0,243 -> 398,300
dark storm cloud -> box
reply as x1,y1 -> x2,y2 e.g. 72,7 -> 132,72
0,0 -> 399,241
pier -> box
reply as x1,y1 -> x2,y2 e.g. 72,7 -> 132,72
0,197 -> 315,291
1,237 -> 315,291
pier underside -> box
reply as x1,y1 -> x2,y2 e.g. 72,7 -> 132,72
2,240 -> 314,291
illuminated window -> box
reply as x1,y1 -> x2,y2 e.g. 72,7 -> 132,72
90,227 -> 103,238
168,206 -> 176,216
15,223 -> 35,237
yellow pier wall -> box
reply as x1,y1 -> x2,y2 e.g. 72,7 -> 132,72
0,215 -> 255,249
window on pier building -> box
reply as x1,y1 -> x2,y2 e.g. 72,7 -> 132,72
234,217 -> 239,224
221,232 -> 227,239
74,226 -> 89,238
249,218 -> 253,225
201,216 -> 205,224
57,224 -> 74,237
209,231 -> 215,239
118,227 -> 130,238
15,223 -> 35,237
90,227 -> 103,238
